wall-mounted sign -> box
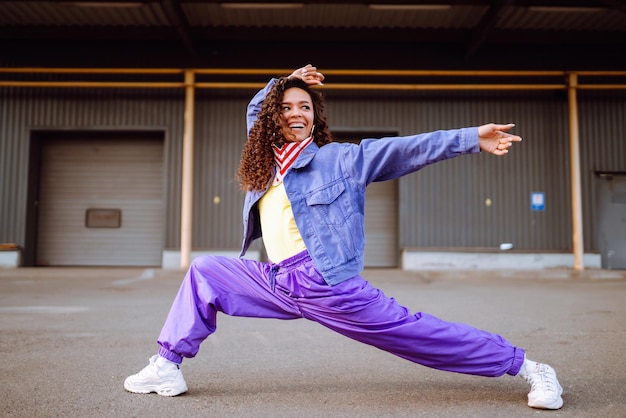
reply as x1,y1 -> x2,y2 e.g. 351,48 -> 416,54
85,209 -> 122,228
530,192 -> 545,212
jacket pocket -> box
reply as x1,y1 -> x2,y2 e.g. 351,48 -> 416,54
304,180 -> 354,226
306,180 -> 344,204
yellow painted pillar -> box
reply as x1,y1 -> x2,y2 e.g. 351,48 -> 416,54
180,70 -> 195,269
567,73 -> 584,270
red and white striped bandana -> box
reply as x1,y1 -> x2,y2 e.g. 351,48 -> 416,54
271,135 -> 314,186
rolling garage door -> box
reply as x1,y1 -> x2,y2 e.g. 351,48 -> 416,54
364,179 -> 398,267
36,135 -> 164,266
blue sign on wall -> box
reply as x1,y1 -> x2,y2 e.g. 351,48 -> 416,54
531,192 -> 545,211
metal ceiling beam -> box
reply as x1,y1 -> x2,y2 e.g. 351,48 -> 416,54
465,0 -> 515,58
598,0 -> 626,14
159,0 -> 198,58
2,26 -> 622,45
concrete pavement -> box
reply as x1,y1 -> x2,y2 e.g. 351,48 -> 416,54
1,266 -> 625,418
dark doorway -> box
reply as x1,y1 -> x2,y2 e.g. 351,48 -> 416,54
596,173 -> 626,270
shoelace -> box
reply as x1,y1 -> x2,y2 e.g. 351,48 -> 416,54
135,357 -> 159,378
524,364 -> 558,394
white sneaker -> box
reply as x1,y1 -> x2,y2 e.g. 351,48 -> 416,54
522,362 -> 563,410
124,355 -> 188,397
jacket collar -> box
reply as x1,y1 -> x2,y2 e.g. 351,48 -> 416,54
292,141 -> 319,169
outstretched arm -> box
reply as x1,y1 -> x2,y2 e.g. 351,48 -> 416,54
478,123 -> 522,156
287,67 -> 518,157
287,67 -> 517,157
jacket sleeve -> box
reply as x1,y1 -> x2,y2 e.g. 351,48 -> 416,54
341,128 -> 481,186
246,78 -> 278,135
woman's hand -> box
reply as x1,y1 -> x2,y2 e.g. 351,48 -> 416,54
478,123 -> 522,156
288,64 -> 325,85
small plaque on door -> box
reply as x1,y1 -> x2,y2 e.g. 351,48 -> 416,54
85,209 -> 121,228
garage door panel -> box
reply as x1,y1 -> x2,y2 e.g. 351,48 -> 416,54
37,136 -> 164,266
364,179 -> 398,267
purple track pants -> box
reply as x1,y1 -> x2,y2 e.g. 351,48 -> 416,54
157,251 -> 524,377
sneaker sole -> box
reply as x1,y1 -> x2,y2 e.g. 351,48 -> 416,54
528,397 -> 563,410
124,380 -> 188,397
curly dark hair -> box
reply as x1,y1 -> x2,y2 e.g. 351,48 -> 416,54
237,77 -> 333,191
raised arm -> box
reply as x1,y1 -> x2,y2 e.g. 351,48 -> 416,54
246,64 -> 325,135
287,64 -> 325,85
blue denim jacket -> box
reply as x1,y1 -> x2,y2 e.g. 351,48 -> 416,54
240,79 -> 481,285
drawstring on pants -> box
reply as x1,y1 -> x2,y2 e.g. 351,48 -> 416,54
267,251 -> 311,292
268,264 -> 280,292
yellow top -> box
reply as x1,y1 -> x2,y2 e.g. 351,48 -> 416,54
258,182 -> 306,263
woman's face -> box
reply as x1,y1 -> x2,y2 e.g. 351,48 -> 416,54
280,87 -> 314,143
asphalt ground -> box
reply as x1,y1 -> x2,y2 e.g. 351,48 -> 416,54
1,266 -> 625,418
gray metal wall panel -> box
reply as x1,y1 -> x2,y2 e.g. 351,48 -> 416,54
325,90 -> 573,250
0,88 -> 26,244
578,90 -> 626,250
2,87 -> 624,258
194,95 -> 249,250
0,88 -> 184,250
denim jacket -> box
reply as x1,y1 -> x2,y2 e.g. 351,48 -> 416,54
240,78 -> 481,285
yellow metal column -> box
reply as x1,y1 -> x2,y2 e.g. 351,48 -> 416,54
568,73 -> 584,270
180,70 -> 195,269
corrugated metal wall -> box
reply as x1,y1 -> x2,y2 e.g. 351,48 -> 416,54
324,89 -> 596,251
194,92 -> 250,250
0,87 -> 186,251
0,88 -> 21,243
0,87 -> 255,256
1,86 -> 625,260
579,90 -> 626,250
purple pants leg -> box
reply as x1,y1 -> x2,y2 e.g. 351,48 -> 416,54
157,251 -> 524,377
